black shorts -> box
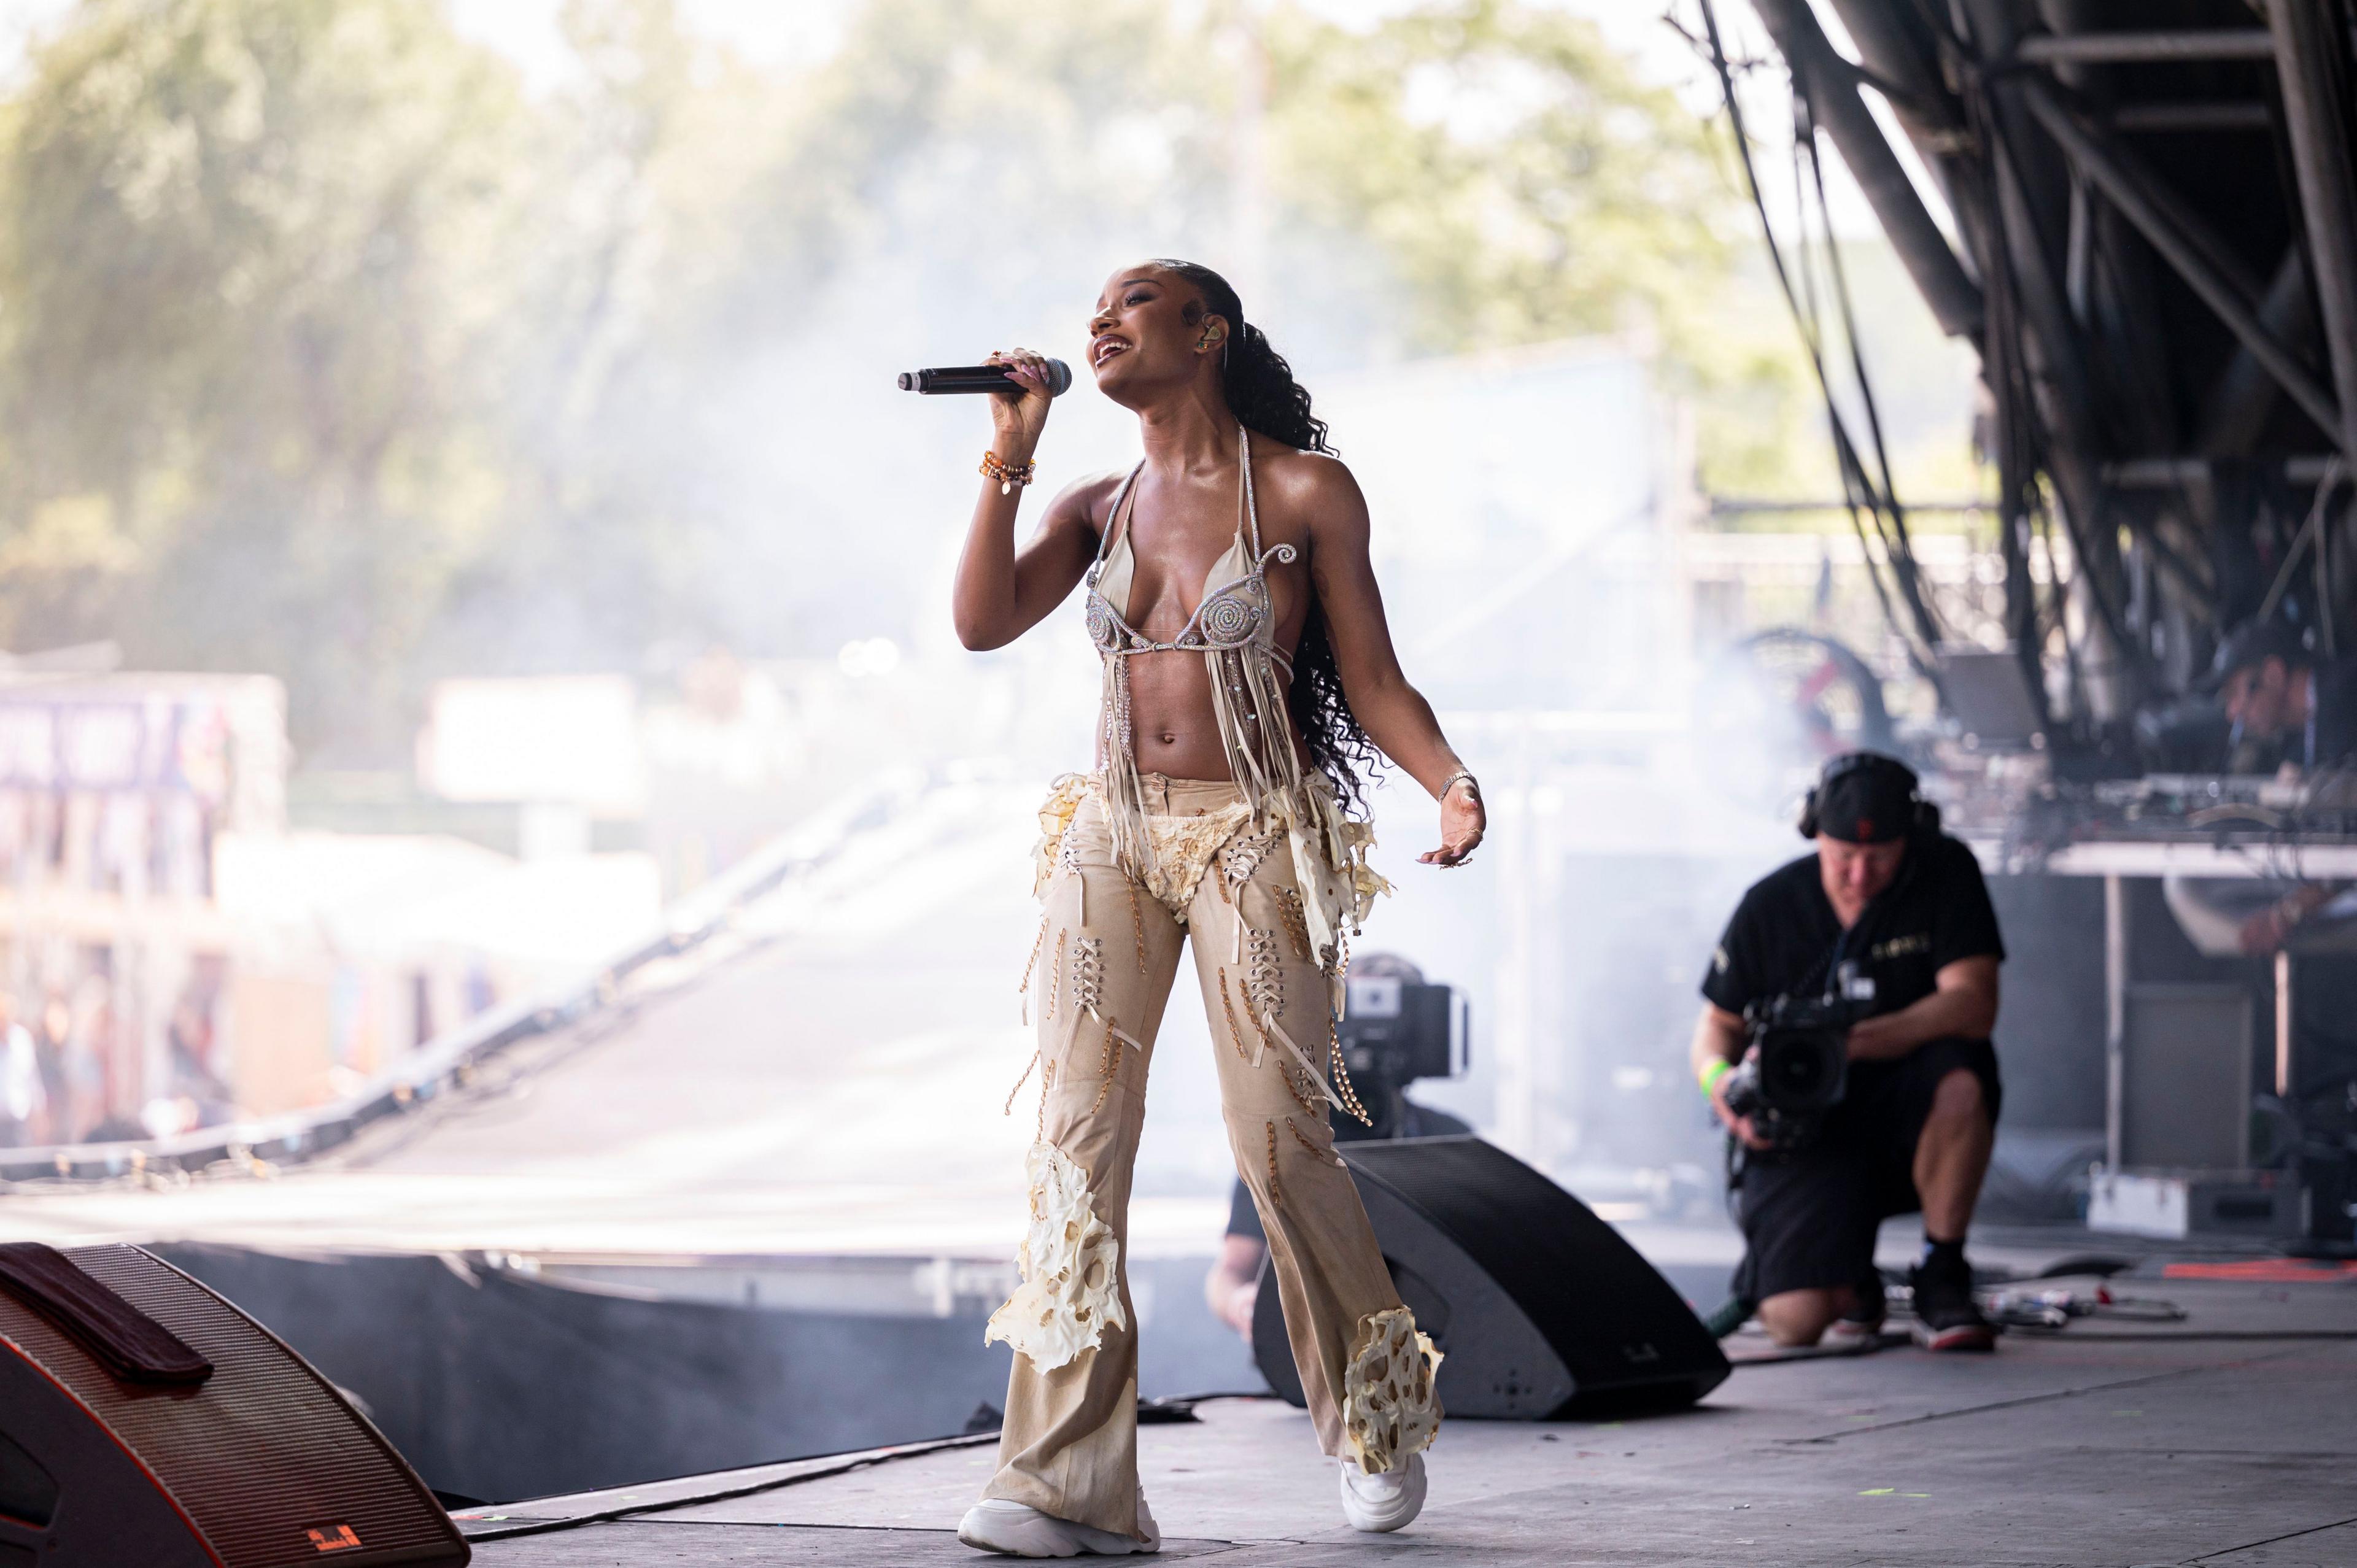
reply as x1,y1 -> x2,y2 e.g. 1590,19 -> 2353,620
1731,1036 -> 2001,1302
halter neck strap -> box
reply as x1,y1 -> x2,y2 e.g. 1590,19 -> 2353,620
1096,430 -> 1260,567
1239,428 -> 1262,556
1095,461 -> 1147,568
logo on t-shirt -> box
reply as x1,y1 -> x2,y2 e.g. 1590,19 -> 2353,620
1871,932 -> 1931,960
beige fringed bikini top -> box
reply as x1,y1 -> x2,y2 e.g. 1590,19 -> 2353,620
1083,428 -> 1307,843
1085,427 -> 1296,671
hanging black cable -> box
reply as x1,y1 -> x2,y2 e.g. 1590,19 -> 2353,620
1796,86 -> 1949,661
1697,0 -> 1946,694
1953,38 -> 2079,731
1782,98 -> 1920,651
1957,44 -> 2143,706
2034,490 -> 2090,709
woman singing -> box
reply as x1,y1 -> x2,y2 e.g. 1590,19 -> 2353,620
952,261 -> 1484,1556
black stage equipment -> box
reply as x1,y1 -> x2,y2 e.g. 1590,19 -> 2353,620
1725,992 -> 1853,1151
897,359 -> 1073,396
1336,975 -> 1465,1091
1252,1137 -> 1729,1418
0,1243 -> 469,1568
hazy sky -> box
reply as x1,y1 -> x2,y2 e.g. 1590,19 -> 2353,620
0,0 -> 1909,240
0,1 -> 1740,100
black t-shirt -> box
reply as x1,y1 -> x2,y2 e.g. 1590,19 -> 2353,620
1701,834 -> 2004,1025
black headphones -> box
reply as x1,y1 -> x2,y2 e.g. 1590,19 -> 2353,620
1797,751 -> 1940,840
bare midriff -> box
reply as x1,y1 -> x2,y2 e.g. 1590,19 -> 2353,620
1091,461 -> 1312,782
1112,646 -> 1306,781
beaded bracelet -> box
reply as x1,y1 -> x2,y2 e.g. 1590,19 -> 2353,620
981,450 -> 1037,495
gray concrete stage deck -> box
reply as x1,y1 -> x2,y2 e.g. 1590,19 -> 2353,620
462,1270 -> 2357,1568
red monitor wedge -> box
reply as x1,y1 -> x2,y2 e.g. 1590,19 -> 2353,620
0,1243 -> 467,1568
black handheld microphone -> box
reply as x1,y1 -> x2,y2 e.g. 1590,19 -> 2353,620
898,359 -> 1073,397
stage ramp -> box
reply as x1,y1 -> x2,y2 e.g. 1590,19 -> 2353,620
0,768 -> 1260,1500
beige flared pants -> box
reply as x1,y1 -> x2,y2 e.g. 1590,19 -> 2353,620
980,776 -> 1440,1540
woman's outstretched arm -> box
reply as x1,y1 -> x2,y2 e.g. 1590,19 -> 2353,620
1293,458 -> 1485,867
951,348 -> 1107,651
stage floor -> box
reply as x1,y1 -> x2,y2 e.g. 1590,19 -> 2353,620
460,1266 -> 2357,1567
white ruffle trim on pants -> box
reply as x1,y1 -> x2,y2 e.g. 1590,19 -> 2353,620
1341,1307 -> 1443,1475
985,1141 -> 1128,1373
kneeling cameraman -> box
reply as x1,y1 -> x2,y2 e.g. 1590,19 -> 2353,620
1689,752 -> 2003,1353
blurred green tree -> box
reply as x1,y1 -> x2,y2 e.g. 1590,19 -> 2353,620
1260,0 -> 1814,492
0,0 -> 538,756
714,0 -> 1803,479
0,0 -> 1808,760
1272,3 -> 1727,349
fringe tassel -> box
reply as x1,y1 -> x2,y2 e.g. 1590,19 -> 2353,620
1218,968 -> 1259,1064
1258,1009 -> 1345,1111
1204,649 -> 1280,813
1019,913 -> 1049,1025
1274,1054 -> 1325,1117
1330,1012 -> 1374,1127
1082,1005 -> 1147,1055
1290,1115 -> 1344,1166
1088,1019 -> 1120,1116
1101,657 -> 1150,884
1127,879 -> 1148,971
1004,1051 -> 1040,1116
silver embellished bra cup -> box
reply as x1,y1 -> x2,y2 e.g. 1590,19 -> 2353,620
1086,538 -> 1292,657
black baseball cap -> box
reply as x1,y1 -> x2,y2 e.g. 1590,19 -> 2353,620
2199,618 -> 2310,694
1813,754 -> 1919,844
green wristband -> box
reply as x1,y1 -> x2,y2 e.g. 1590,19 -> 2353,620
1698,1058 -> 1732,1097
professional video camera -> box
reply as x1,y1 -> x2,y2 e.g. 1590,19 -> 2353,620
1723,992 -> 1852,1150
1337,969 -> 1468,1141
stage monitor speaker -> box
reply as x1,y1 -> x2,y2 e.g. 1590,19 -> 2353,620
0,1243 -> 468,1568
1252,1136 -> 1728,1419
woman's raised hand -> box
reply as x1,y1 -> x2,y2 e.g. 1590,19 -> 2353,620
984,347 -> 1058,457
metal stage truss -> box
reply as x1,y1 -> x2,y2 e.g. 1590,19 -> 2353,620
1711,0 -> 2357,738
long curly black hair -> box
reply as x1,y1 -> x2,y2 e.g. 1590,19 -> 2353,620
1145,259 -> 1382,816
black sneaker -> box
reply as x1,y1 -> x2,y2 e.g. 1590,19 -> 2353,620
1821,1269 -> 1888,1352
1908,1253 -> 1996,1352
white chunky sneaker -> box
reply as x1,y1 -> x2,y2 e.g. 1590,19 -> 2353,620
958,1486 -> 1159,1557
1338,1451 -> 1428,1533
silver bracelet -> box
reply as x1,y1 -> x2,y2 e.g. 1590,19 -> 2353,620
1440,769 -> 1480,801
